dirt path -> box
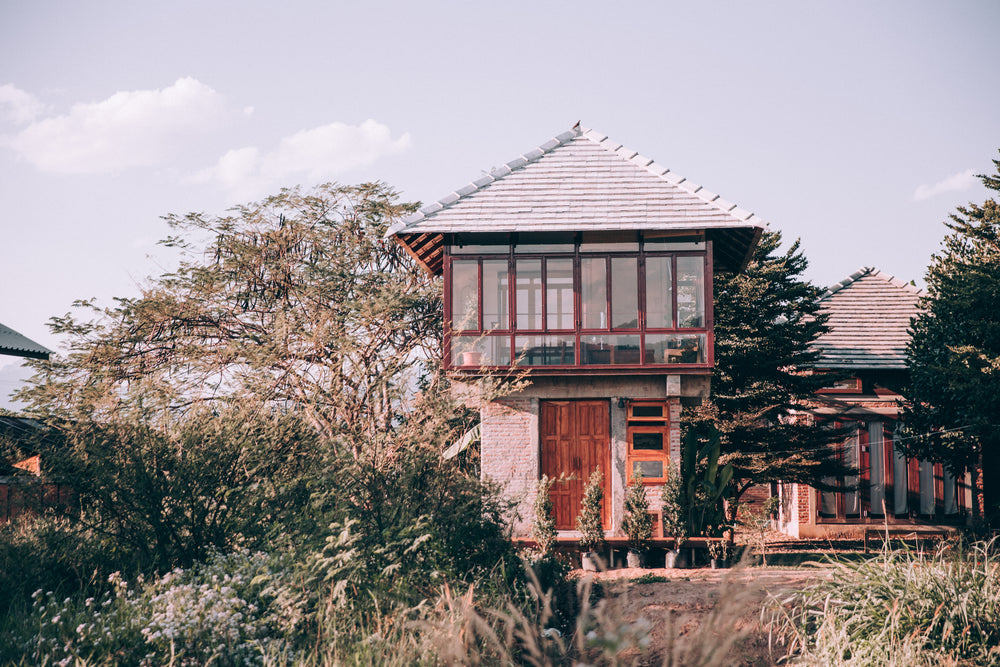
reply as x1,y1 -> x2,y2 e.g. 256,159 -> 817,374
572,566 -> 828,666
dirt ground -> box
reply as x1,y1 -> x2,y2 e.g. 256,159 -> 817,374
572,565 -> 829,666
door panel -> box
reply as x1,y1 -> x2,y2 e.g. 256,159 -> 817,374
540,400 -> 610,530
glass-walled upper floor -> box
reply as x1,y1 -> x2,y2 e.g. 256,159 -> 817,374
444,231 -> 712,371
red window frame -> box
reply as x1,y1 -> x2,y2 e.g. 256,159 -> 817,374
443,234 -> 714,372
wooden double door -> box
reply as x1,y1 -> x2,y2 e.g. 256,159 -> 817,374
540,400 -> 610,530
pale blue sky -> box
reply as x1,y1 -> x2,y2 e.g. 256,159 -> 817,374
2,1 -> 998,406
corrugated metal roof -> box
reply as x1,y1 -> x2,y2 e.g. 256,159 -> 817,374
812,267 -> 923,370
389,124 -> 765,274
0,322 -> 51,360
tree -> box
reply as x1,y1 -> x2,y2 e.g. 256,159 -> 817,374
18,183 -> 446,457
686,230 -> 851,507
903,154 -> 1000,521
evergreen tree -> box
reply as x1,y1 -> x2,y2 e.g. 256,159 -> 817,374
903,153 -> 1000,521
688,230 -> 850,505
575,469 -> 606,553
621,471 -> 653,553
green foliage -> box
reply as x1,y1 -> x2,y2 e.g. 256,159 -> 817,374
621,472 -> 653,553
532,474 -> 558,558
576,469 -> 606,553
689,230 -> 851,503
676,425 -> 734,538
738,495 -> 780,566
770,539 -> 1000,665
16,183 -> 440,455
660,464 -> 689,546
904,153 -> 1000,519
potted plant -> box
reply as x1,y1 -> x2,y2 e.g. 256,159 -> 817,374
707,539 -> 732,569
661,465 -> 689,568
531,475 -> 558,559
621,469 -> 653,568
576,469 -> 606,571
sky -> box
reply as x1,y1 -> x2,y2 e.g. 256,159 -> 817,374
1,1 -> 999,408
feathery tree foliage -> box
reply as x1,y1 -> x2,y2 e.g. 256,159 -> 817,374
687,229 -> 850,504
18,183 -> 445,456
903,154 -> 1000,521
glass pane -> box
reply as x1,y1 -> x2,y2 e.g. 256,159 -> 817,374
643,232 -> 705,250
581,335 -> 641,365
546,258 -> 575,330
919,461 -> 935,514
631,405 -> 663,418
482,260 -> 509,331
944,468 -> 958,515
611,257 -> 638,329
450,233 -> 509,253
820,484 -> 837,515
676,256 -> 705,328
893,434 -> 908,514
451,260 -> 478,330
633,460 -> 664,479
632,432 -> 663,451
644,334 -> 706,364
581,257 -> 607,329
844,433 -> 859,515
450,335 -> 511,366
514,232 -> 575,254
515,259 -> 542,330
645,256 -> 673,328
869,422 -> 885,515
513,335 -> 576,366
580,231 -> 639,252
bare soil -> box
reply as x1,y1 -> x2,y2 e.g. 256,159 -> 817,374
572,565 -> 829,666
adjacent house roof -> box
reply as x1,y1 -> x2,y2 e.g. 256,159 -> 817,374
812,267 -> 923,370
0,322 -> 51,360
388,124 -> 766,275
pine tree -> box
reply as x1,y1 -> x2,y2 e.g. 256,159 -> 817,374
621,471 -> 653,553
903,153 -> 1000,520
688,230 -> 851,506
576,469 -> 606,553
531,475 -> 558,557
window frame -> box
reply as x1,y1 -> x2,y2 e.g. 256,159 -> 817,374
443,233 -> 713,372
625,400 -> 671,485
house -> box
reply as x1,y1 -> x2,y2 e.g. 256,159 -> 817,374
389,124 -> 763,537
776,267 -> 974,539
0,321 -> 51,361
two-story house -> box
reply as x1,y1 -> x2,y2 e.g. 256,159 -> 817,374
388,124 -> 763,537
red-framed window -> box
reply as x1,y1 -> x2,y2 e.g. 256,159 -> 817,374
444,232 -> 713,371
625,400 -> 671,484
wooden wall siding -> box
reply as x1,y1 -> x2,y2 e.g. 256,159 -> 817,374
812,268 -> 923,370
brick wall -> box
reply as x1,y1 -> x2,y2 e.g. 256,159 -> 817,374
480,397 -> 538,534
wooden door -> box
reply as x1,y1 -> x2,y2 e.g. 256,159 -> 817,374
540,400 -> 610,530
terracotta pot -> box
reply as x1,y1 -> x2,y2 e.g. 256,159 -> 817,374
459,351 -> 483,366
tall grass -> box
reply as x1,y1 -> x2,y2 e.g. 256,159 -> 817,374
768,538 -> 1000,665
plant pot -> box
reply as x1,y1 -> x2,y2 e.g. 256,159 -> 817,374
665,548 -> 690,569
710,558 -> 728,569
581,551 -> 600,572
459,351 -> 483,366
626,550 -> 645,568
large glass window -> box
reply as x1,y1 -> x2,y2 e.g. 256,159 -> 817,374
446,236 -> 710,369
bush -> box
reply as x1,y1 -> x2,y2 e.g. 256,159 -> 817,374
770,538 -> 1000,665
576,469 -> 606,554
621,472 -> 653,553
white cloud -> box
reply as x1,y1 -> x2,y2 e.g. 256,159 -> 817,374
0,84 -> 46,124
914,168 -> 978,201
193,119 -> 411,201
5,77 -> 226,174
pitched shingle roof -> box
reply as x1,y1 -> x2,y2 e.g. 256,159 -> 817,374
389,125 -> 765,274
0,322 -> 50,360
812,267 -> 923,370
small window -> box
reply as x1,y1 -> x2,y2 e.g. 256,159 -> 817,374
626,401 -> 670,483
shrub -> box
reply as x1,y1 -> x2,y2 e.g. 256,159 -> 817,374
661,465 -> 688,547
532,474 -> 558,558
770,538 -> 1000,665
576,470 -> 605,554
621,472 -> 653,553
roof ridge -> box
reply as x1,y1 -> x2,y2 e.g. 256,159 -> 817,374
386,127 -> 580,236
820,266 -> 924,300
578,127 -> 763,226
387,122 -> 768,238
